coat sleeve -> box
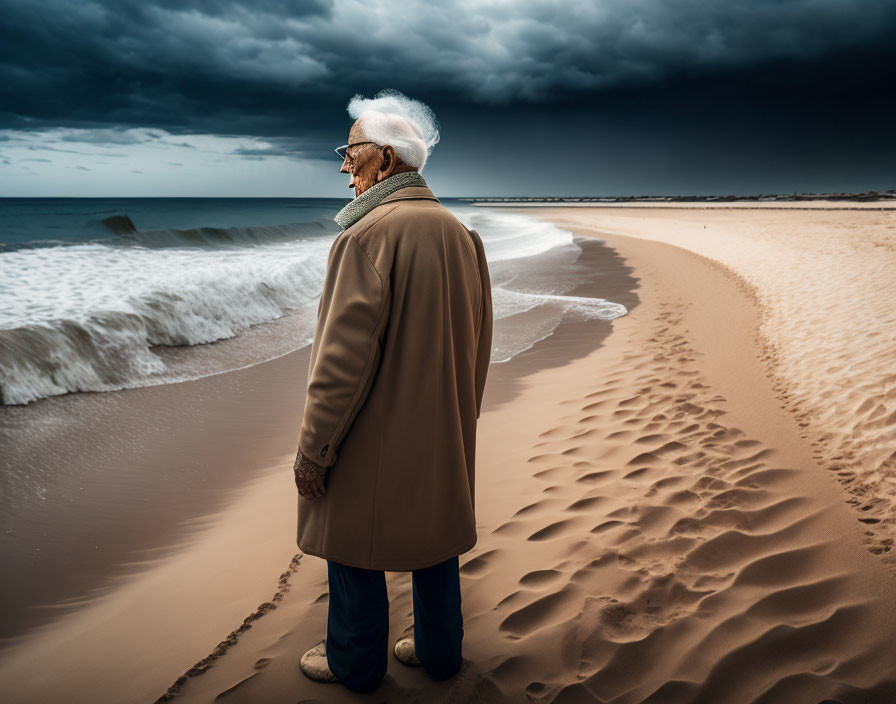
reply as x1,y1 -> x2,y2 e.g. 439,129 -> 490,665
469,228 -> 493,419
299,232 -> 391,468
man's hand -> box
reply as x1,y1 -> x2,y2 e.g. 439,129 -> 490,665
294,449 -> 328,500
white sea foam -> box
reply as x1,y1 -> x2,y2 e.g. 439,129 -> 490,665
449,207 -> 628,361
0,228 -> 331,404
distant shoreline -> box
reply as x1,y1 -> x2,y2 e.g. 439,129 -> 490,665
462,189 -> 896,206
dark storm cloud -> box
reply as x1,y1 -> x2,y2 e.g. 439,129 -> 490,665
28,145 -> 93,155
232,137 -> 315,159
2,0 -> 895,195
57,129 -> 166,145
1,0 -> 894,145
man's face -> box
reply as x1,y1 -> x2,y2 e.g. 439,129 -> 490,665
340,121 -> 382,197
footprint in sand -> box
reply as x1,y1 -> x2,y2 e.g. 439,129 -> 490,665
542,486 -> 566,496
648,475 -> 687,491
705,487 -> 772,510
634,504 -> 682,535
512,498 -> 556,518
627,451 -> 661,465
527,452 -> 570,464
591,520 -> 626,533
528,518 -> 585,542
617,395 -> 645,407
635,433 -> 669,444
525,681 -> 547,695
460,549 -> 501,577
495,590 -> 525,609
733,467 -> 795,487
533,466 -> 568,481
564,496 -> 606,512
493,519 -> 535,536
666,489 -> 701,506
498,588 -> 571,637
519,569 -> 565,588
576,470 -> 614,485
606,430 -> 636,441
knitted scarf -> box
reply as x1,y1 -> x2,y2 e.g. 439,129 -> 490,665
334,171 -> 427,230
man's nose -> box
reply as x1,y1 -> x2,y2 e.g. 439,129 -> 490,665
340,157 -> 351,174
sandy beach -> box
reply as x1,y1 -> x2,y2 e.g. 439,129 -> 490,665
2,204 -> 896,704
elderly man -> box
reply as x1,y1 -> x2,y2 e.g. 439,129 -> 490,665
295,90 -> 493,693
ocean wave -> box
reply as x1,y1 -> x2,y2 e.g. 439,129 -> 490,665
111,218 -> 338,249
0,236 -> 332,404
452,208 -> 575,262
1,207 -> 627,405
0,217 -> 339,253
489,288 -> 628,362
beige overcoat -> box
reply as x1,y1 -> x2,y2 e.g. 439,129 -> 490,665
296,184 -> 493,570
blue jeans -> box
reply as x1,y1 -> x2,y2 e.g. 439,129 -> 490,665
325,555 -> 464,692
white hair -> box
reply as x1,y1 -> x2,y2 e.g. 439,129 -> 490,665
347,89 -> 440,172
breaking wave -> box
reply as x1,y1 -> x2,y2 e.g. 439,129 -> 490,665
0,207 -> 626,405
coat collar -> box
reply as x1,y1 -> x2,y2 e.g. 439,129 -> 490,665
375,185 -> 440,207
334,172 -> 437,230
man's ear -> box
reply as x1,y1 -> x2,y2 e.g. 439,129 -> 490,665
377,145 -> 397,181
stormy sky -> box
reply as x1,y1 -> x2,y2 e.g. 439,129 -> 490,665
1,0 -> 894,197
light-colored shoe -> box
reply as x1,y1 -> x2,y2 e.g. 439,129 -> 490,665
300,639 -> 339,683
393,635 -> 421,666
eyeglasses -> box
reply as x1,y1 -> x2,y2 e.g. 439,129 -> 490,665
335,141 -> 379,160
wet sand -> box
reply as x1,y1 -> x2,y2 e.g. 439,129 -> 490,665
0,345 -> 310,641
